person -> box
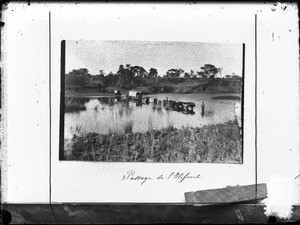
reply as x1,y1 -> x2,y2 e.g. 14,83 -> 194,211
145,97 -> 150,105
201,102 -> 205,117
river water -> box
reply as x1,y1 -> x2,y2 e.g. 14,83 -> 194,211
64,93 -> 242,139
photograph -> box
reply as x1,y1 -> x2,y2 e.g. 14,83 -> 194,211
2,2 -> 299,223
61,40 -> 244,163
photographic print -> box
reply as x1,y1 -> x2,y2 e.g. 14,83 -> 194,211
60,40 -> 244,163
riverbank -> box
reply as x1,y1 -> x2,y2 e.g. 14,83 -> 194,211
65,78 -> 242,97
65,89 -> 241,98
64,121 -> 242,163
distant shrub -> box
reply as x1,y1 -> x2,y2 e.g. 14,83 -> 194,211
124,121 -> 133,134
65,97 -> 88,113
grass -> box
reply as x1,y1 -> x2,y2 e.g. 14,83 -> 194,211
64,120 -> 242,163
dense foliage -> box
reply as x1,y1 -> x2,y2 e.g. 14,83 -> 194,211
65,64 -> 241,90
64,121 -> 242,163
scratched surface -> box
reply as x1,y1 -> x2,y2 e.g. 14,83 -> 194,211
1,204 -> 299,224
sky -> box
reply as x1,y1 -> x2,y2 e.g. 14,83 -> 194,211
65,40 -> 243,77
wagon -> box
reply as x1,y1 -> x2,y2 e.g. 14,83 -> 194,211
128,90 -> 142,100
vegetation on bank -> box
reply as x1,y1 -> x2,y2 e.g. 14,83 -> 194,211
211,95 -> 241,100
65,97 -> 88,113
64,121 -> 242,163
65,64 -> 242,94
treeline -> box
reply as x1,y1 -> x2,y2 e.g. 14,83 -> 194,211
65,64 -> 241,89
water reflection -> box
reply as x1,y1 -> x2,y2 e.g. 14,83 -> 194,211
64,93 -> 241,139
65,97 -> 90,113
136,100 -> 142,107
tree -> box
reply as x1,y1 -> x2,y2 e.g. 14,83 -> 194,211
89,75 -> 105,87
130,66 -> 148,77
184,72 -> 191,78
65,68 -> 91,87
232,74 -> 242,80
148,68 -> 158,77
200,64 -> 222,79
99,69 -> 105,76
178,68 -> 185,77
218,68 -> 223,78
166,69 -> 180,78
77,68 -> 89,76
105,72 -> 117,86
190,70 -> 195,78
118,65 -> 125,71
116,64 -> 135,87
196,71 -> 206,78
